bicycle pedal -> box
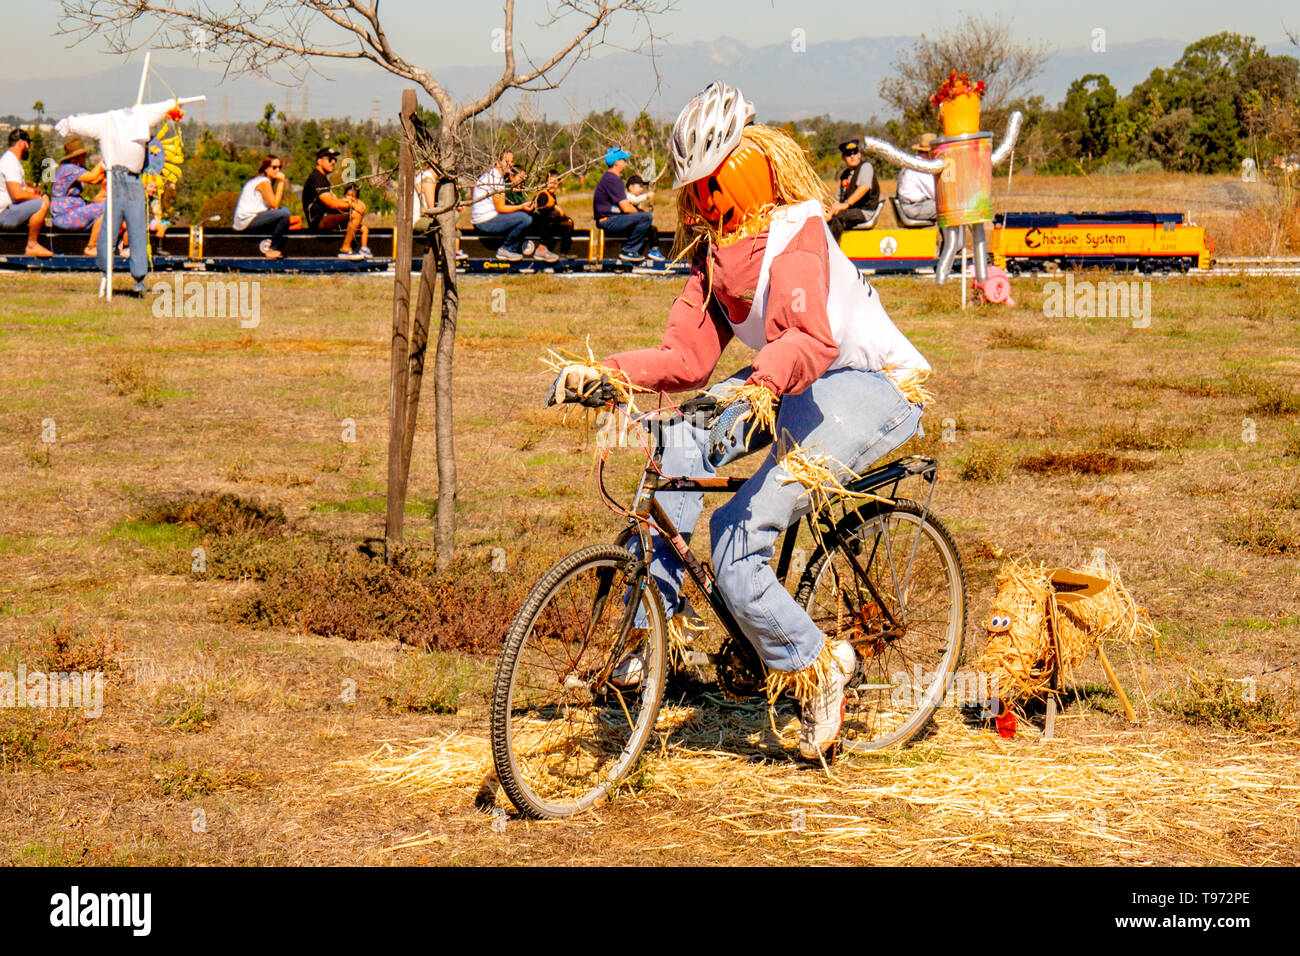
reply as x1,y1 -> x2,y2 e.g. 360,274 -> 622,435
681,650 -> 714,668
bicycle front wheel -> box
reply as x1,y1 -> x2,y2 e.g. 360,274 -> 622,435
490,544 -> 668,818
795,499 -> 966,750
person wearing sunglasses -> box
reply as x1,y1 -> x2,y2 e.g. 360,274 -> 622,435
232,155 -> 291,259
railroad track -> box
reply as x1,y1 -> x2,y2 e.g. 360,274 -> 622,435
1210,257 -> 1300,277
362,257 -> 1300,280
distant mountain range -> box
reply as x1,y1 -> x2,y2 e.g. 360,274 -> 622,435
3,35 -> 1295,125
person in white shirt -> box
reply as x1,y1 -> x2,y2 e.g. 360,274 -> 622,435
895,132 -> 938,224
469,150 -> 535,261
0,129 -> 53,257
232,155 -> 291,259
56,99 -> 177,292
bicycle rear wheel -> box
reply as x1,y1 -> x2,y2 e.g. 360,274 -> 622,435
490,544 -> 668,818
795,499 -> 966,750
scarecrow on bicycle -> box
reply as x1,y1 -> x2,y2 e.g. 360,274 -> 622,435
550,82 -> 932,760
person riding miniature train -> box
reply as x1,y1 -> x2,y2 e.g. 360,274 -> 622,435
825,137 -> 880,240
0,129 -> 53,257
302,146 -> 370,260
592,148 -> 662,264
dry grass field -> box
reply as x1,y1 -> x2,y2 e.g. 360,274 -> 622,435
1,261 -> 1298,865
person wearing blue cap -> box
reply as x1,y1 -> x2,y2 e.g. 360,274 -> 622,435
592,147 -> 661,263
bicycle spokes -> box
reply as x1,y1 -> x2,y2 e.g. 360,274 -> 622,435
497,550 -> 666,815
801,506 -> 964,749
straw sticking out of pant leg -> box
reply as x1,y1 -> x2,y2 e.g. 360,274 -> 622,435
765,640 -> 836,707
883,366 -> 935,407
775,439 -> 892,515
667,614 -> 708,670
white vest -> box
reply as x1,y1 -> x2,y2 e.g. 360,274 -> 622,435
733,200 -> 930,376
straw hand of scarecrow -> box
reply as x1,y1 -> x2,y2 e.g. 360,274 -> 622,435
544,364 -> 603,406
540,346 -> 650,411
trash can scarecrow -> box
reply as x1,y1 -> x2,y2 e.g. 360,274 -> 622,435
860,72 -> 1022,287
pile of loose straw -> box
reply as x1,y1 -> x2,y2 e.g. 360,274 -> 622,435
340,710 -> 1300,865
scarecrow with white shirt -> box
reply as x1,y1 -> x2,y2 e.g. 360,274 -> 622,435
56,100 -> 183,294
548,82 -> 933,760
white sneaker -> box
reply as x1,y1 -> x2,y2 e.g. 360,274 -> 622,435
259,239 -> 272,255
521,240 -> 536,257
609,642 -> 648,688
496,247 -> 523,261
797,641 -> 857,760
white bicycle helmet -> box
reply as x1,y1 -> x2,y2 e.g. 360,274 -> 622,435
669,82 -> 756,188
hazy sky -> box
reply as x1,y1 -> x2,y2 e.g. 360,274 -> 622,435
11,0 -> 1298,82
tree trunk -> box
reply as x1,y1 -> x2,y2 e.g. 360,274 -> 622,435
433,168 -> 460,570
384,89 -> 417,561
402,243 -> 438,475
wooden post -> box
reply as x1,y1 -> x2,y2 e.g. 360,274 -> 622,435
433,171 -> 461,570
403,243 -> 438,473
1097,644 -> 1139,724
384,89 -> 417,560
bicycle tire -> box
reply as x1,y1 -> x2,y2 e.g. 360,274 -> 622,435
795,499 -> 966,750
490,544 -> 668,818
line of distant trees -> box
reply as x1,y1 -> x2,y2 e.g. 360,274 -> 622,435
8,27 -> 1298,227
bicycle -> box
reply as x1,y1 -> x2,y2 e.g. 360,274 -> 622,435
489,383 -> 967,819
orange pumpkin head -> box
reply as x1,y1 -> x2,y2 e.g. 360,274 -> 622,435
690,143 -> 776,233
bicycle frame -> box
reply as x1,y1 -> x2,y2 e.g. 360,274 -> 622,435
597,421 -> 940,649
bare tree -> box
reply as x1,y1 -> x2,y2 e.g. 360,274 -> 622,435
880,14 -> 1050,131
59,0 -> 671,568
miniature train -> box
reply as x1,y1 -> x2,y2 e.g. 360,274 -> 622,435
0,209 -> 1212,275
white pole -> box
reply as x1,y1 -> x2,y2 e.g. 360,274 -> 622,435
136,52 -> 151,105
103,165 -> 113,300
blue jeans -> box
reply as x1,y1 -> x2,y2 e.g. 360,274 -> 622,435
636,367 -> 922,671
98,167 -> 149,283
598,212 -> 655,257
0,197 -> 44,229
475,211 -> 532,253
237,207 -> 291,251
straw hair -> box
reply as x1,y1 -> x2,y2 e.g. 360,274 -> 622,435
673,124 -> 829,256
